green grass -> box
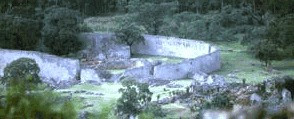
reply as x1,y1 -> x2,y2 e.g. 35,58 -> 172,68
212,41 -> 294,84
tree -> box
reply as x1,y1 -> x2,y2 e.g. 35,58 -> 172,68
116,79 -> 153,118
250,39 -> 282,69
2,58 -> 41,86
42,6 -> 83,56
0,77 -> 76,119
135,2 -> 174,35
267,14 -> 294,57
0,57 -> 77,119
115,20 -> 146,47
0,0 -> 38,18
0,15 -> 41,51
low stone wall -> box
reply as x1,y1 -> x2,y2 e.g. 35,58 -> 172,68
0,49 -> 80,87
153,51 -> 221,79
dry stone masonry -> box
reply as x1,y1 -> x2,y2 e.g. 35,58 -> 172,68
0,49 -> 80,88
0,32 -> 221,87
81,33 -> 221,81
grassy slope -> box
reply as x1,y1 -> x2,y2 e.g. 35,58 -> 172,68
212,40 -> 294,84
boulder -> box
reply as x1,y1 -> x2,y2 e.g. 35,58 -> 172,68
80,68 -> 101,85
282,88 -> 292,103
193,74 -> 226,87
250,93 -> 262,105
201,110 -> 230,119
190,72 -> 208,81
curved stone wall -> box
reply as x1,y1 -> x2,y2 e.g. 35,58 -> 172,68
132,35 -> 217,59
131,35 -> 221,80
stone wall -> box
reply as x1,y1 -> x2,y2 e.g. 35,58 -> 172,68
131,35 -> 221,80
79,33 -> 221,80
0,49 -> 80,87
153,51 -> 221,79
79,33 -> 130,61
132,35 -> 217,59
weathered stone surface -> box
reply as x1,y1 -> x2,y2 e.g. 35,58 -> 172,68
78,111 -> 90,119
79,33 -> 130,61
202,110 -> 230,119
282,88 -> 292,103
250,93 -> 262,105
0,49 -> 80,88
189,72 -> 208,80
123,66 -> 152,79
132,35 -> 216,58
80,33 -> 221,80
192,74 -> 226,87
80,68 -> 101,85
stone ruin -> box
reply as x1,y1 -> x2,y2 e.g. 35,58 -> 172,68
79,32 -> 221,83
0,32 -> 221,88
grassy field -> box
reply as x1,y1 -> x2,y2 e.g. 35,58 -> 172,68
55,79 -> 194,119
212,41 -> 294,84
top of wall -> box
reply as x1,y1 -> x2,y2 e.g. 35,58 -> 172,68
132,35 -> 218,59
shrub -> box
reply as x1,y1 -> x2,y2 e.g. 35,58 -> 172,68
2,58 -> 41,85
97,101 -> 116,119
0,15 -> 41,50
0,77 -> 77,119
116,78 -> 153,118
201,93 -> 233,110
42,6 -> 83,56
115,21 -> 147,47
143,103 -> 165,117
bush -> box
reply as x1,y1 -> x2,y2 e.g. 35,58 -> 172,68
116,78 -> 153,118
2,58 -> 41,85
201,93 -> 233,110
143,103 -> 165,117
42,6 -> 83,56
0,77 -> 77,119
0,15 -> 41,50
115,21 -> 146,46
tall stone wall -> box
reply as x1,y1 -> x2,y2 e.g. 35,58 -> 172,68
79,33 -> 130,61
0,49 -> 80,87
132,35 -> 217,59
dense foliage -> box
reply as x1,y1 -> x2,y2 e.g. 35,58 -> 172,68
2,58 -> 41,86
115,21 -> 146,47
0,58 -> 77,119
116,79 -> 154,118
249,14 -> 294,67
42,6 -> 83,56
0,15 -> 41,50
